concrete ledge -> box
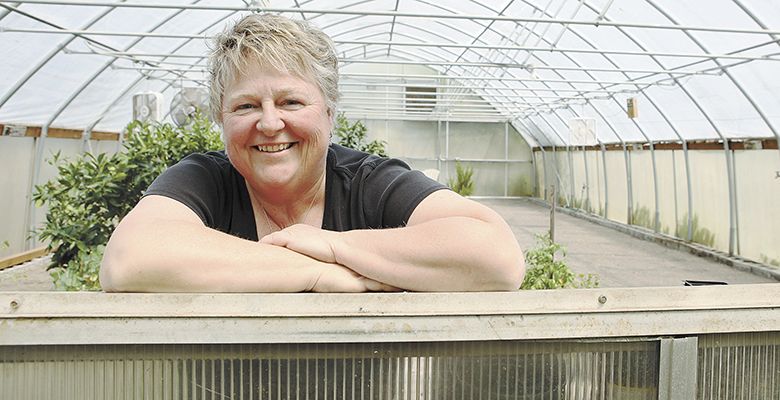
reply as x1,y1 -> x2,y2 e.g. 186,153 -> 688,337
524,197 -> 780,282
1,286 -> 778,344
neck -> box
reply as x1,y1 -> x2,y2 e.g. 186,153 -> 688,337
248,174 -> 326,231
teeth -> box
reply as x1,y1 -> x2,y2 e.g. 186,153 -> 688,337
257,143 -> 293,152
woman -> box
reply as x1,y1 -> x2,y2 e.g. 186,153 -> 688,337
100,14 -> 524,292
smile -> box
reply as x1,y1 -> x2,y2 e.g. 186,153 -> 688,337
256,143 -> 295,153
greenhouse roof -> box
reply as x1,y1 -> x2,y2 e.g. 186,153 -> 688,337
1,0 -> 779,147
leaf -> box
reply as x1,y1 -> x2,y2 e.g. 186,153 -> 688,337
335,112 -> 387,157
520,233 -> 598,290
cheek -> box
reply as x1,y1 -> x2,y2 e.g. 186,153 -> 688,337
222,119 -> 251,144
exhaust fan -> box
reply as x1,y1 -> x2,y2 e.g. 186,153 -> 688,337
170,88 -> 209,127
132,92 -> 163,123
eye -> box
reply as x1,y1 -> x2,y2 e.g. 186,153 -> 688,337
236,103 -> 256,110
280,98 -> 304,109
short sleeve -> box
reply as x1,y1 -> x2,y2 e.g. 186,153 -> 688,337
144,153 -> 228,226
142,152 -> 257,240
357,158 -> 448,228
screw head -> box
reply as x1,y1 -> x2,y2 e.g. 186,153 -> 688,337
598,295 -> 607,304
9,300 -> 19,309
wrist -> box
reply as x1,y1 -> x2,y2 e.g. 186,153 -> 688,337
303,261 -> 327,292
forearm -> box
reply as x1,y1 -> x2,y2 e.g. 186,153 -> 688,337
334,216 -> 524,291
101,218 -> 321,292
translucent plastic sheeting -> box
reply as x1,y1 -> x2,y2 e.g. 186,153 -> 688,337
3,334 -> 777,399
0,340 -> 660,400
0,0 -> 778,145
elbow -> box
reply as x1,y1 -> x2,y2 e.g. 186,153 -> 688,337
486,253 -> 525,291
99,242 -> 123,292
481,239 -> 525,291
99,234 -> 136,292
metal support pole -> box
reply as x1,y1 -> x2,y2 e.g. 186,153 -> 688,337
731,146 -> 741,255
25,125 -> 49,249
601,142 -> 609,218
531,149 -> 538,197
683,141 -> 694,241
658,337 -> 698,400
649,140 -> 661,232
541,150 -> 548,201
436,120 -> 442,178
582,145 -> 590,212
723,140 -> 737,256
623,143 -> 634,224
672,148 -> 679,236
552,145 -> 559,205
567,144 -> 575,208
550,185 -> 556,243
445,120 -> 450,183
504,121 -> 509,197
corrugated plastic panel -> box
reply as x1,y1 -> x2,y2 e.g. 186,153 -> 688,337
0,340 -> 658,400
697,331 -> 780,399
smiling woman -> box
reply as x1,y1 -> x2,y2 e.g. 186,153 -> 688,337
99,13 -> 525,293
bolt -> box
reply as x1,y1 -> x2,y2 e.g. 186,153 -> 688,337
9,300 -> 19,309
598,295 -> 607,304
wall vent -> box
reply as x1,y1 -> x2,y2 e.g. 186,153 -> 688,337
405,86 -> 437,112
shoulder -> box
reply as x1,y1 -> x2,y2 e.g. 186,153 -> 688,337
144,150 -> 247,230
324,144 -> 447,229
328,144 -> 382,173
327,143 -> 410,177
177,150 -> 232,170
157,150 -> 237,184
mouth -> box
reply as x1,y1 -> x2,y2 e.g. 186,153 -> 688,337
255,142 -> 296,153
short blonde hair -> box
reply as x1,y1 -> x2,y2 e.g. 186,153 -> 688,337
208,13 -> 339,123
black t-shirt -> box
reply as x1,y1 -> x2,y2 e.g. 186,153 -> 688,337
144,143 -> 447,241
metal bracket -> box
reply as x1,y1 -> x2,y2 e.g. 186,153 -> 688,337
658,337 -> 698,400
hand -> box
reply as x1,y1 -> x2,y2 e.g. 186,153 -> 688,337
309,263 -> 401,293
260,224 -> 339,263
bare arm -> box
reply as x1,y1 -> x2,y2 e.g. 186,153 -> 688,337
100,195 -> 394,292
261,190 -> 525,291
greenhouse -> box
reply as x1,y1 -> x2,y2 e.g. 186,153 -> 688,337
1,1 -> 779,399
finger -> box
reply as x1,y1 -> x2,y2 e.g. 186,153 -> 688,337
260,231 -> 291,246
361,277 -> 402,292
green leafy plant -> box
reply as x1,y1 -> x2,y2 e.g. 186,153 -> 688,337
448,161 -> 475,196
334,113 -> 387,156
49,245 -> 105,291
521,233 -> 599,290
32,112 -> 223,291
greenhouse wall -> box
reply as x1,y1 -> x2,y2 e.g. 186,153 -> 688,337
0,136 -> 120,258
536,146 -> 780,266
363,119 -> 534,197
734,150 -> 780,267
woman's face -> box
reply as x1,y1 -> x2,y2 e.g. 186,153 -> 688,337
221,64 -> 333,193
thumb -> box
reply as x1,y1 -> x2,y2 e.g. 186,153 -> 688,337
260,230 -> 291,246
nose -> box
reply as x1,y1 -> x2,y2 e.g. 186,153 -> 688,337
256,104 -> 285,134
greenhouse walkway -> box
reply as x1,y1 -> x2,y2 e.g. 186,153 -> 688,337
0,198 -> 775,291
481,198 -> 776,288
